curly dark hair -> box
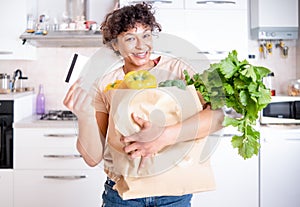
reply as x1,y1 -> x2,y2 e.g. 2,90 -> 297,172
100,2 -> 162,48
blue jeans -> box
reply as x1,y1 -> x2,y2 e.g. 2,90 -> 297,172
102,178 -> 192,207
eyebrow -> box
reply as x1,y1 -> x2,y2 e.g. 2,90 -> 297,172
123,29 -> 152,37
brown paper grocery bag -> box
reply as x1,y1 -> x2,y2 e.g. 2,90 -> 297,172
103,85 -> 216,199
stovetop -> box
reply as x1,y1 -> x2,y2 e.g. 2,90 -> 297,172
40,110 -> 77,121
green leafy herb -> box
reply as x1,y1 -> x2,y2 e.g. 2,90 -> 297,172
184,50 -> 272,159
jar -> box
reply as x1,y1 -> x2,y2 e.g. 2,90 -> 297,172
263,72 -> 276,96
288,79 -> 300,96
0,73 -> 11,93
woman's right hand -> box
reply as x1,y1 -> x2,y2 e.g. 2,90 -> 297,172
63,80 -> 95,119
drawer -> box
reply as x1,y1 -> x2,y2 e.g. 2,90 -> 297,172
14,128 -> 77,148
14,147 -> 92,170
14,169 -> 105,207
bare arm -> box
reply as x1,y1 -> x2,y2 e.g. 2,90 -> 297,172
123,106 -> 224,158
63,81 -> 107,167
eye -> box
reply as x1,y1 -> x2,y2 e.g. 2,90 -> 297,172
125,36 -> 135,42
143,33 -> 152,39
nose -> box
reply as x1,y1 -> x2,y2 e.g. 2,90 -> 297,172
135,36 -> 147,50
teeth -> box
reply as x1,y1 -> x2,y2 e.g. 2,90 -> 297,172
134,52 -> 147,57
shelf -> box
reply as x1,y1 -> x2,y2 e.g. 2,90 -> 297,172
19,31 -> 103,47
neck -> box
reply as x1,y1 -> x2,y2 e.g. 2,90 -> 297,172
123,61 -> 155,74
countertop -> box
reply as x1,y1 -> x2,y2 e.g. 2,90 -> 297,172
0,91 -> 34,100
13,115 -> 77,128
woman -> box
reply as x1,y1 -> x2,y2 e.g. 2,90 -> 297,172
64,2 -> 224,207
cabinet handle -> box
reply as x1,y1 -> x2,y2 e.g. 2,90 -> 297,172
197,51 -> 228,55
285,138 -> 300,141
196,0 -> 236,4
43,175 -> 87,180
43,133 -> 77,138
43,154 -> 82,158
131,0 -> 173,4
0,51 -> 13,55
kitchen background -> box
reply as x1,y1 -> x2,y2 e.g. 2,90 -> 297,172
0,1 -> 299,207
0,0 -> 299,111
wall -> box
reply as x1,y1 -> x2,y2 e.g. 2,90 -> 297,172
0,48 -> 98,110
248,39 -> 298,95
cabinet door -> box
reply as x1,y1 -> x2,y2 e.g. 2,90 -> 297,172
154,0 -> 248,60
192,135 -> 259,207
260,126 -> 300,207
0,170 -> 13,207
0,0 -> 36,60
184,9 -> 248,60
14,128 -> 92,170
14,169 -> 106,207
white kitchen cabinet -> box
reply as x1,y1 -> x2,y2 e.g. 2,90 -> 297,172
14,127 -> 106,207
154,0 -> 248,60
260,126 -> 300,207
192,131 -> 259,207
0,0 -> 36,60
0,170 -> 13,207
14,170 -> 103,207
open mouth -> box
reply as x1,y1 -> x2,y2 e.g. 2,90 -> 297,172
132,51 -> 148,59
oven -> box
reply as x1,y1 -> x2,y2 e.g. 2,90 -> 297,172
0,100 -> 13,169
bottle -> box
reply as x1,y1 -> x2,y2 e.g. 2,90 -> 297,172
264,72 -> 276,96
36,84 -> 45,114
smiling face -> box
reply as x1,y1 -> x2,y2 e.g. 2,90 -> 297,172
112,24 -> 154,73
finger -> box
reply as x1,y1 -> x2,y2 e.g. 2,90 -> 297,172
129,150 -> 143,159
131,113 -> 149,128
124,142 -> 140,154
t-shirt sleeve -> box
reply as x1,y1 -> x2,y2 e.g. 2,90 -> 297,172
91,79 -> 109,114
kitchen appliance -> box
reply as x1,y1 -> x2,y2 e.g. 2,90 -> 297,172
250,0 -> 298,40
12,69 -> 28,92
0,73 -> 11,94
66,0 -> 88,23
40,110 -> 77,121
0,101 -> 13,169
260,96 -> 300,124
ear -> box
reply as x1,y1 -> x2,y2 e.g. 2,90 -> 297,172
111,41 -> 119,52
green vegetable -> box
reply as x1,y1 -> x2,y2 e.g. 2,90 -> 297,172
158,79 -> 186,90
184,50 -> 272,159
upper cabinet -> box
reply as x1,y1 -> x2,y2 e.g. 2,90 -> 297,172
0,0 -> 36,60
151,0 -> 248,60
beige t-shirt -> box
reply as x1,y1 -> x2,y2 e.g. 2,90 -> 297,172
93,55 -> 215,199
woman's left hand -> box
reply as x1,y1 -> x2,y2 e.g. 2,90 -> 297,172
122,113 -> 177,159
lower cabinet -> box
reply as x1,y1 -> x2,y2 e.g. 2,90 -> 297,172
13,169 -> 104,207
0,170 -> 13,207
191,133 -> 259,207
13,127 -> 106,207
